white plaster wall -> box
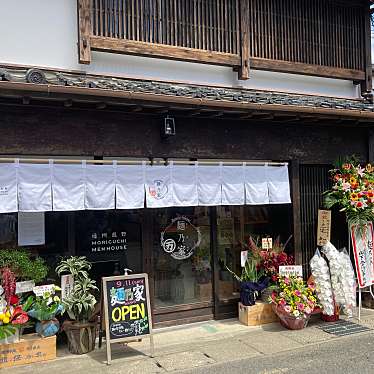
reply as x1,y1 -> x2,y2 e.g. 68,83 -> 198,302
0,0 -> 359,99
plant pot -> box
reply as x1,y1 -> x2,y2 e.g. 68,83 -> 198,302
36,318 -> 60,337
260,287 -> 274,302
272,305 -> 310,330
240,284 -> 257,306
64,321 -> 96,354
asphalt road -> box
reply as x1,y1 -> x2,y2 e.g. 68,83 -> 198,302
179,331 -> 374,374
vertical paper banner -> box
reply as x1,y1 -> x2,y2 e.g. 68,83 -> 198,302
241,251 -> 248,267
351,223 -> 374,288
317,210 -> 331,246
18,212 -> 45,246
61,274 -> 74,300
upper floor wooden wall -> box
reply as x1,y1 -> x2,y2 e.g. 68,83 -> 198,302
78,0 -> 372,91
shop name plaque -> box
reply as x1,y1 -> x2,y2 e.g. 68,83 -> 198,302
101,274 -> 154,365
91,231 -> 127,253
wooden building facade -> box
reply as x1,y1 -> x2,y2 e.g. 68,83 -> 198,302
0,0 -> 373,326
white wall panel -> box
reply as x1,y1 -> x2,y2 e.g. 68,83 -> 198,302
0,0 -> 359,99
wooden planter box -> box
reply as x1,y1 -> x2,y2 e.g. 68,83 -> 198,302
238,302 -> 278,326
0,334 -> 56,369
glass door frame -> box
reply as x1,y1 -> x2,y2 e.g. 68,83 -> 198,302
143,207 -> 215,327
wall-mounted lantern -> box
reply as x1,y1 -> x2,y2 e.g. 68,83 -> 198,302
161,116 -> 176,138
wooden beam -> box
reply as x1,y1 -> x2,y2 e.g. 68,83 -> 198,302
188,109 -> 202,117
96,102 -> 107,109
78,0 -> 92,64
250,57 -> 365,81
238,0 -> 250,80
209,111 -> 224,118
3,81 -> 374,120
131,106 -> 144,112
362,1 -> 373,96
64,99 -> 73,107
90,36 -> 241,67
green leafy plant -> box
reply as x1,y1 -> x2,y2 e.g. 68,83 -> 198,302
56,257 -> 97,323
226,257 -> 263,283
55,256 -> 91,280
0,248 -> 48,283
61,278 -> 97,322
27,288 -> 64,322
0,324 -> 17,340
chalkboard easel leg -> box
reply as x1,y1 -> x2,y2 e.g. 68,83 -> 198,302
106,341 -> 112,365
149,335 -> 155,358
99,282 -> 104,349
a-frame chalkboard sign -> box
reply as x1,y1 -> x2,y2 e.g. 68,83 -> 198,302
101,273 -> 154,365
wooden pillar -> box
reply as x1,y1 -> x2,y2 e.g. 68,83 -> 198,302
142,209 -> 155,327
369,129 -> 374,163
78,0 -> 92,64
238,0 -> 250,80
291,160 -> 302,267
210,207 -> 220,319
361,1 -> 372,98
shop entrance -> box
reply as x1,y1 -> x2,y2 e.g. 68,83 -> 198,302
147,207 -> 214,326
69,205 -> 292,327
16,204 -> 291,328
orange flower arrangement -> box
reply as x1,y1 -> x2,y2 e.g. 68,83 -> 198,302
324,157 -> 374,226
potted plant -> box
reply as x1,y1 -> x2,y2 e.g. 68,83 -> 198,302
56,256 -> 98,354
27,286 -> 64,337
246,235 -> 294,301
0,268 -> 30,344
269,275 -> 318,330
226,256 -> 268,306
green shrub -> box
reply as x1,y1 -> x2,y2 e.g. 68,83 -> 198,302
0,249 -> 48,283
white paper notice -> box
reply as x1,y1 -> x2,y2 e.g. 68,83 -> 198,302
33,284 -> 56,297
279,265 -> 303,277
16,280 -> 35,294
18,212 -> 45,246
262,238 -> 273,249
241,251 -> 248,267
61,274 -> 74,300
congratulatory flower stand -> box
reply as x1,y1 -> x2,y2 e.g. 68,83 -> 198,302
0,250 -> 57,369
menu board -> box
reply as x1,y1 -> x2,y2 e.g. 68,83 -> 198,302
102,274 -> 154,364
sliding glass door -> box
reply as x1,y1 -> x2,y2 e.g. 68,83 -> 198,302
149,207 -> 214,326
